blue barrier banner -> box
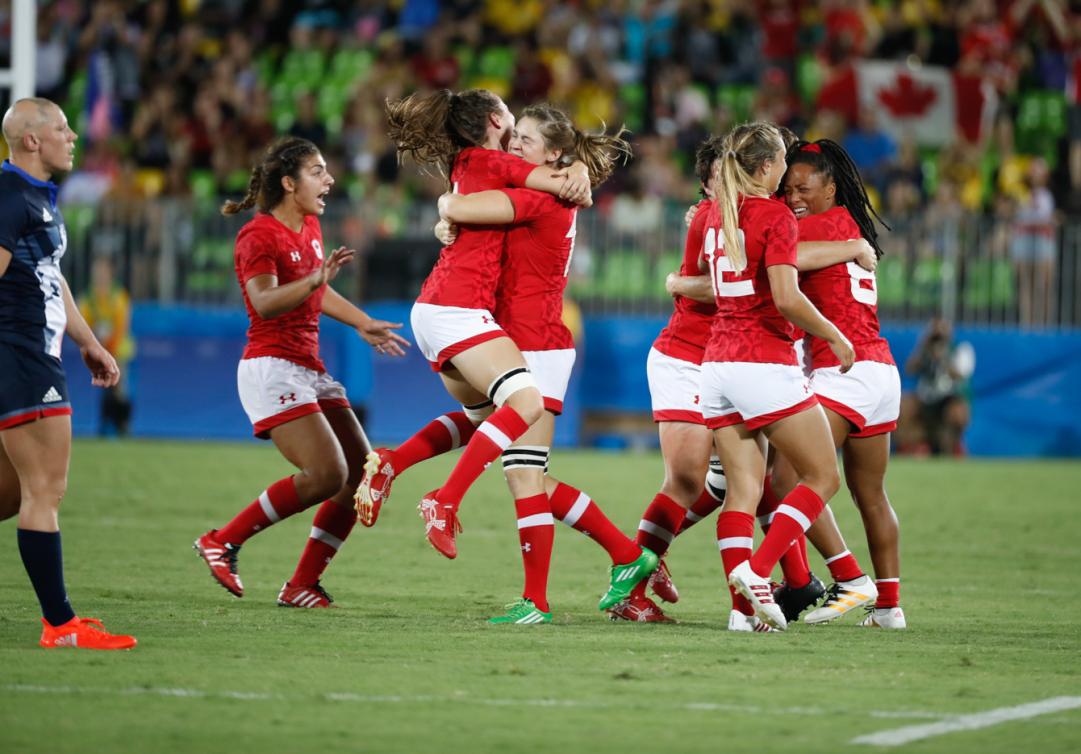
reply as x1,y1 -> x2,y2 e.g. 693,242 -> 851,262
61,304 -> 1081,456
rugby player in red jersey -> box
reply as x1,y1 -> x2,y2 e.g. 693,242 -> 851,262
193,137 -> 409,607
433,105 -> 655,623
365,90 -> 592,561
700,121 -> 854,631
774,139 -> 904,629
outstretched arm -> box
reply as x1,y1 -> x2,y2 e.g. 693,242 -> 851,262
322,287 -> 410,356
797,238 -> 876,272
525,161 -> 592,207
438,191 -> 516,225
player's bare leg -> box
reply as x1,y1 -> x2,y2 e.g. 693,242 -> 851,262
419,338 -> 544,558
658,422 -> 712,508
0,438 -> 20,522
279,407 -> 371,608
843,433 -> 904,628
4,415 -> 135,649
270,412 -> 349,503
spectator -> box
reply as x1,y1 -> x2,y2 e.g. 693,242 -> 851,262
843,106 -> 898,192
903,317 -> 974,456
78,256 -> 135,436
1010,157 -> 1058,326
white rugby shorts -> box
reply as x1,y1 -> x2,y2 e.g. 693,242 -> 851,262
410,303 -> 506,372
811,361 -> 900,437
646,347 -> 705,424
700,361 -> 817,431
522,348 -> 576,415
237,356 -> 350,438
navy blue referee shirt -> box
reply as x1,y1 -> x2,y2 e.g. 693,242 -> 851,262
0,160 -> 68,357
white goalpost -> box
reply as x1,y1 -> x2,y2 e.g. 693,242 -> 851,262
0,0 -> 37,103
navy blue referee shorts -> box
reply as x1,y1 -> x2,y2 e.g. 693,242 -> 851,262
0,341 -> 72,430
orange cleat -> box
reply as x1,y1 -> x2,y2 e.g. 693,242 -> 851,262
39,616 -> 137,650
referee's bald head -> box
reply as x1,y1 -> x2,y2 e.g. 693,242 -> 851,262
2,97 -> 61,153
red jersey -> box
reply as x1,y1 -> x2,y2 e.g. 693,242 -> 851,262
235,212 -> 327,372
417,147 -> 536,310
652,199 -> 717,364
797,206 -> 894,369
493,188 -> 577,352
703,197 -> 799,365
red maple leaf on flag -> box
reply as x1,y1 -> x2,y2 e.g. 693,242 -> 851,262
877,72 -> 938,117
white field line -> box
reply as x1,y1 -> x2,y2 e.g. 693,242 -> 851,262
1,683 -> 945,720
851,696 -> 1081,747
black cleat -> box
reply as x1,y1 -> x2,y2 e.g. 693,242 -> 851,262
773,573 -> 826,622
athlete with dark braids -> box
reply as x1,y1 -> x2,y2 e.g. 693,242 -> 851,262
771,138 -> 906,629
194,137 -> 409,608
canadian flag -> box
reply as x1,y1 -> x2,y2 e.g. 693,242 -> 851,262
855,61 -> 997,146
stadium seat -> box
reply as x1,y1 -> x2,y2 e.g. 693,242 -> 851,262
328,48 -> 373,87
597,249 -> 653,301
189,170 -> 217,202
909,257 -> 944,311
716,85 -> 755,122
618,83 -> 646,133
963,258 -> 1016,311
796,54 -> 822,104
875,254 -> 907,309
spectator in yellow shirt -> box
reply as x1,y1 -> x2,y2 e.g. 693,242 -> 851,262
78,256 -> 134,435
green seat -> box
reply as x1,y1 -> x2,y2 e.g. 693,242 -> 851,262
716,85 -> 754,122
329,48 -> 373,86
964,258 -> 1015,310
597,249 -> 652,301
909,257 -> 943,311
618,83 -> 646,133
476,46 -> 515,81
279,49 -> 326,90
190,170 -> 217,202
875,254 -> 907,309
653,250 -> 684,302
796,54 -> 822,104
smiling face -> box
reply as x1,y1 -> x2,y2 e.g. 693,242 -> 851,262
283,152 -> 334,216
508,116 -> 561,167
784,162 -> 836,219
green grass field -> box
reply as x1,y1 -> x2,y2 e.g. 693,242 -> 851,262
1,440 -> 1079,754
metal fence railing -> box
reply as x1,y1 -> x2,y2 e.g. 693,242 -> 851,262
60,197 -> 1080,329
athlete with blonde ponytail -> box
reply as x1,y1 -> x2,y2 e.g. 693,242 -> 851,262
195,137 -> 409,608
698,121 -> 855,631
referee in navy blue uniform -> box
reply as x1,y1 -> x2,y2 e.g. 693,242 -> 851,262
0,97 -> 135,649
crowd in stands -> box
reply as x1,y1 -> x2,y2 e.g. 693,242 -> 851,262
1,0 -> 1078,323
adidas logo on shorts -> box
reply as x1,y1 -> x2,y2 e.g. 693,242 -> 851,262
42,387 -> 62,403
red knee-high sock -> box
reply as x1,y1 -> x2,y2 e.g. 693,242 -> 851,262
635,493 -> 685,557
391,411 -> 477,473
549,482 -> 640,565
514,494 -> 554,612
824,549 -> 864,582
290,501 -> 357,586
757,479 -> 810,588
875,578 -> 900,608
676,488 -> 723,534
440,406 -> 530,511
217,476 -> 307,545
749,484 -> 825,578
717,510 -> 755,615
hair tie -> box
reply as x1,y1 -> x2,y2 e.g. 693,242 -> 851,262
727,150 -> 737,159
801,143 -> 822,154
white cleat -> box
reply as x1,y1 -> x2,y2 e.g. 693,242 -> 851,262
728,560 -> 787,631
727,609 -> 778,633
859,606 -> 907,629
804,575 -> 879,625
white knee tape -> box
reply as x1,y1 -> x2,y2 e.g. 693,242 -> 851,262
487,367 -> 536,407
462,399 -> 494,424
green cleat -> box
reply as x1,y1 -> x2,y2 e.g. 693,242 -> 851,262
488,598 -> 552,625
598,547 -> 660,610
